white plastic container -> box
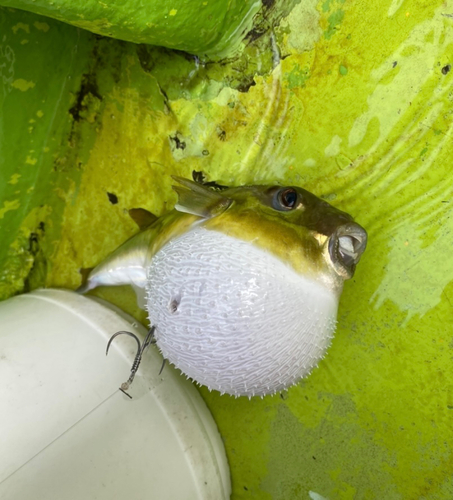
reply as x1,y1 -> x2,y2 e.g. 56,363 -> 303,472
0,289 -> 231,500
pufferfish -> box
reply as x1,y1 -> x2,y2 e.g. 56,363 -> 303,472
79,176 -> 367,397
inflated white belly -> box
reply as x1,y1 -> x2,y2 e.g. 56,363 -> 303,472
145,226 -> 338,397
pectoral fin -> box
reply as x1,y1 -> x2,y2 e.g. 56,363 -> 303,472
76,228 -> 154,295
172,176 -> 233,218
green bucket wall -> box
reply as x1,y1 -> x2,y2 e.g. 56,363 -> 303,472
1,1 -> 453,498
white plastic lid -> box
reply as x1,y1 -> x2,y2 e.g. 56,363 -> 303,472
0,289 -> 231,500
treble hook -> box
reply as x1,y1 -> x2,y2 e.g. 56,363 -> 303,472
106,326 -> 159,398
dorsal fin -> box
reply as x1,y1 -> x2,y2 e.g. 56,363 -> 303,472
128,208 -> 158,230
172,176 -> 232,218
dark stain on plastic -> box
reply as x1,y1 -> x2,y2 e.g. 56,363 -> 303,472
237,78 -> 256,93
69,73 -> 102,122
170,133 -> 186,150
262,0 -> 275,8
107,192 -> 118,204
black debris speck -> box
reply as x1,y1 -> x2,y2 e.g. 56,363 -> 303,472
107,192 -> 118,204
170,134 -> 186,150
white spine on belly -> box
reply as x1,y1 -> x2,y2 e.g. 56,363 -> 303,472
145,226 -> 338,397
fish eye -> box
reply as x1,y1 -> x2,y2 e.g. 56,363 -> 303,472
274,188 -> 298,211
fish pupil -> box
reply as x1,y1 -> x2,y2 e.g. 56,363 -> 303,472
280,188 -> 297,209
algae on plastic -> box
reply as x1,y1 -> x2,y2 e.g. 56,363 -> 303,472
1,0 -> 453,498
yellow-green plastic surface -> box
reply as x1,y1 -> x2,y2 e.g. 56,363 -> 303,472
0,0 -> 260,55
1,1 -> 452,498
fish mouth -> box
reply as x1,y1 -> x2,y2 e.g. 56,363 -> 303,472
328,223 -> 367,279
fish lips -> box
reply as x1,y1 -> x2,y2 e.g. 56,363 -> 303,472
327,222 -> 367,279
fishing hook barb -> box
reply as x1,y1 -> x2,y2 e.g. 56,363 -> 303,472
106,326 -> 156,398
